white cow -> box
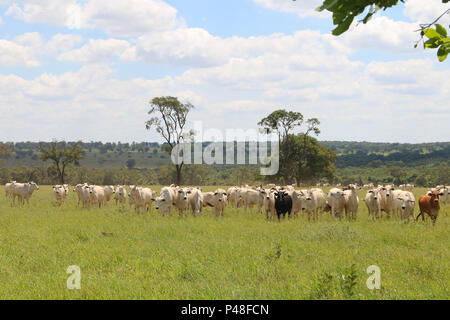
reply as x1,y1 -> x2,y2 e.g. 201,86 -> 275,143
394,191 -> 416,220
226,186 -> 241,207
438,186 -> 449,205
260,188 -> 276,220
4,181 -> 16,198
298,189 -> 325,221
114,185 -> 127,206
240,188 -> 263,212
132,187 -> 155,214
291,189 -> 308,217
89,185 -> 106,208
343,184 -> 359,220
188,187 -> 203,216
327,188 -> 346,219
103,185 -> 115,203
155,186 -> 176,216
207,189 -> 227,217
364,189 -> 382,220
53,185 -> 68,205
74,184 -> 90,208
11,182 -> 39,205
378,185 -> 396,218
174,187 -> 190,216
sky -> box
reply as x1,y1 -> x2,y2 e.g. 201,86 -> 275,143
0,0 -> 449,143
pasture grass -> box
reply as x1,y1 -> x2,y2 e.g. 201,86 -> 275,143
0,186 -> 448,300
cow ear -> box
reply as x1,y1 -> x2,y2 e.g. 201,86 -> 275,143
427,191 -> 432,196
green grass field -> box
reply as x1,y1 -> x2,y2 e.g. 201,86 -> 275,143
0,186 -> 448,300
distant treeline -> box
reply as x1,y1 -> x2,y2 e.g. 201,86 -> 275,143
321,141 -> 450,168
2,141 -> 449,168
0,141 -> 448,187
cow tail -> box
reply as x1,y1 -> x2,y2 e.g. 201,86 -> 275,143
415,212 -> 422,221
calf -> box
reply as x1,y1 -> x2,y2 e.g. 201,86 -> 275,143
274,191 -> 292,221
416,190 -> 443,224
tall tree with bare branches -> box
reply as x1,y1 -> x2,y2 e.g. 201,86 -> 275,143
146,96 -> 194,185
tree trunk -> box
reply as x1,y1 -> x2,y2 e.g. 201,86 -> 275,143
61,164 -> 65,185
175,164 -> 182,185
55,162 -> 64,185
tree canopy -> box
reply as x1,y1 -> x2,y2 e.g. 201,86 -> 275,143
280,134 -> 336,184
258,109 -> 304,141
258,109 -> 333,184
39,141 -> 85,184
146,96 -> 194,184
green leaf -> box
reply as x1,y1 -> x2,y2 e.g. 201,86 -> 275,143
423,28 -> 441,39
437,45 -> 448,62
435,24 -> 448,37
332,16 -> 354,36
424,37 -> 442,49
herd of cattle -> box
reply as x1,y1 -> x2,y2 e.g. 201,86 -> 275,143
3,181 -> 449,223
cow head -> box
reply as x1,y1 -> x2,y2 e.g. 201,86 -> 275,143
214,189 -> 226,202
385,186 -> 395,197
368,189 -> 379,200
275,191 -> 288,202
427,190 -> 442,204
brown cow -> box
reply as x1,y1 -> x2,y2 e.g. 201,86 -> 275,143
416,190 -> 444,224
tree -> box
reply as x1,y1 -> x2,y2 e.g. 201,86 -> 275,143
145,96 -> 194,185
0,144 -> 12,164
39,141 -> 85,184
309,0 -> 450,61
258,109 -> 304,142
258,110 -> 333,184
126,158 -> 137,169
280,134 -> 336,184
389,166 -> 406,185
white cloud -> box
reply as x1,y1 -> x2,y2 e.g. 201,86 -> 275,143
0,31 -> 83,67
59,38 -> 130,63
5,1 -> 80,27
403,0 -> 450,22
0,34 -> 41,67
46,34 -> 84,55
252,0 -> 328,18
4,0 -> 181,37
82,0 -> 181,37
341,16 -> 419,53
122,28 -> 353,67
